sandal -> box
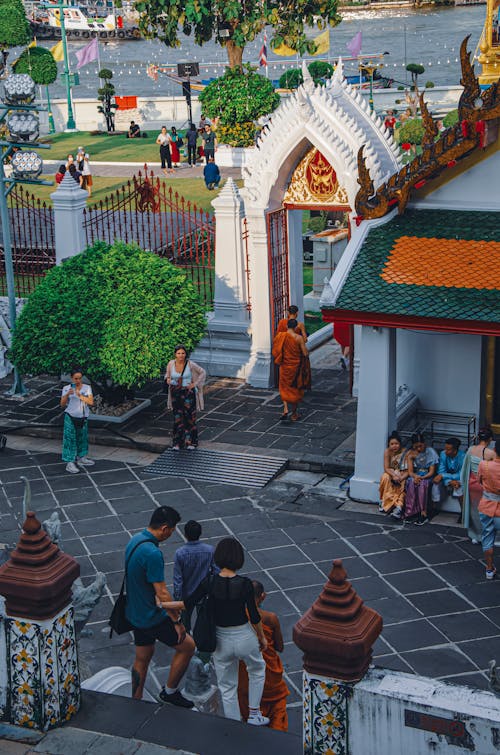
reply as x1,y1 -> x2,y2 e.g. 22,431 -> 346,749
280,413 -> 289,421
291,412 -> 300,422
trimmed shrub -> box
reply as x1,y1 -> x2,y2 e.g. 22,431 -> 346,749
217,121 -> 255,147
10,241 -> 207,402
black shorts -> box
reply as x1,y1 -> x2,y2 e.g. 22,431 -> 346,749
133,618 -> 180,647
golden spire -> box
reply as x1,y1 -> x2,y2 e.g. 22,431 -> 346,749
478,0 -> 500,86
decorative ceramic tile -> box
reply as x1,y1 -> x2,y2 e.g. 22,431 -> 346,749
5,606 -> 80,731
303,671 -> 353,755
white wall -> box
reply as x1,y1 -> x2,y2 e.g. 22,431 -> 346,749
396,329 -> 482,417
350,669 -> 500,755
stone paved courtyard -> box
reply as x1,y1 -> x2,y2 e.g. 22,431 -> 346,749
1,443 -> 499,738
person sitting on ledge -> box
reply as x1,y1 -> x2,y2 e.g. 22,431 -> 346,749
128,120 -> 141,138
432,437 -> 465,521
203,156 -> 221,190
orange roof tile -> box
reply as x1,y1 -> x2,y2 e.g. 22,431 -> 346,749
380,236 -> 500,291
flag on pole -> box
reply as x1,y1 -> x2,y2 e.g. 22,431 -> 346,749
311,29 -> 330,56
50,41 -> 64,62
346,31 -> 362,57
259,31 -> 267,67
75,37 -> 99,69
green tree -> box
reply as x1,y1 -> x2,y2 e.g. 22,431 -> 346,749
279,60 -> 334,89
443,109 -> 458,128
134,0 -> 340,70
0,0 -> 32,52
12,45 -> 58,84
405,63 -> 425,93
199,65 -> 279,125
10,241 -> 207,404
397,117 -> 425,146
97,68 -> 118,133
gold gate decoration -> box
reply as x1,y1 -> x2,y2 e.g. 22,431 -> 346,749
283,148 -> 349,207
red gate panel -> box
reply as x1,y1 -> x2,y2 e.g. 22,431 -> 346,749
267,207 -> 289,337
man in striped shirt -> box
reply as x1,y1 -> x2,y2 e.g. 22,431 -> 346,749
173,520 -> 215,632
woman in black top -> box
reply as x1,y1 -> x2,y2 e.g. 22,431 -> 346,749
161,537 -> 269,725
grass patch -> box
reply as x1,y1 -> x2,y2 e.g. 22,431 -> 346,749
44,130 -> 160,164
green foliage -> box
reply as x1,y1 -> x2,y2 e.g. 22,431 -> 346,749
307,214 -> 327,233
443,109 -> 458,128
0,0 -> 32,48
10,241 -> 207,393
397,85 -> 405,91
279,60 -> 333,89
217,121 -> 255,147
397,118 -> 425,146
425,80 -> 435,88
12,46 -> 57,85
98,68 -> 113,80
279,69 -> 303,89
199,66 -> 279,125
406,62 -> 425,90
134,0 -> 340,68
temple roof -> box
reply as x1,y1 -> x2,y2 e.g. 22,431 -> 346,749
321,209 -> 500,335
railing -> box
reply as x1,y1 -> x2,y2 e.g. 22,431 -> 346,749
82,167 -> 215,310
0,185 -> 55,298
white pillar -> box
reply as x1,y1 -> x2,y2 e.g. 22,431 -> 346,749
245,206 -> 274,388
192,179 -> 251,377
350,326 -> 396,502
50,172 -> 88,264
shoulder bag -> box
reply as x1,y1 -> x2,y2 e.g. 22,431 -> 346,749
192,575 -> 217,653
109,539 -> 150,638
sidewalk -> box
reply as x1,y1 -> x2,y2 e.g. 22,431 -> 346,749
42,161 -> 242,180
0,340 -> 356,476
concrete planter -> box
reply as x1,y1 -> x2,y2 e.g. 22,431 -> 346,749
89,397 -> 151,424
215,145 -> 254,168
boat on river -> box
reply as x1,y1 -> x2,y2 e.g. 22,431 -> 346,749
25,2 -> 141,40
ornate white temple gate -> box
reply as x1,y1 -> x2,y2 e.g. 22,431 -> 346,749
193,61 -> 401,387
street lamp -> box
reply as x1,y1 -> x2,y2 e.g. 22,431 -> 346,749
0,74 -> 51,396
359,56 -> 384,113
41,0 -> 76,130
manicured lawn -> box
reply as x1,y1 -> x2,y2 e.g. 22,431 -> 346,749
12,176 -> 226,213
43,130 -> 160,164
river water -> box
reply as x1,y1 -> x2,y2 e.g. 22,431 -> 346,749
24,5 -> 486,99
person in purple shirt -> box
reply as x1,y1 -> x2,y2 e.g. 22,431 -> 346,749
173,520 -> 215,632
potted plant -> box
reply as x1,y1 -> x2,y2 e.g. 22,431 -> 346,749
10,241 -> 207,420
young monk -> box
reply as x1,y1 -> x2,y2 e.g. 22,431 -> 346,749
238,581 -> 289,731
272,318 -> 310,421
276,304 -> 308,342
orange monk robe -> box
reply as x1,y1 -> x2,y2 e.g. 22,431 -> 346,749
238,611 -> 289,731
276,318 -> 307,340
272,331 -> 308,404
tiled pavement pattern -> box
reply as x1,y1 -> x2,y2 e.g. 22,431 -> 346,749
1,449 -> 499,737
0,341 -> 356,470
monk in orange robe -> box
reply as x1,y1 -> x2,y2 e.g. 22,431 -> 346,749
238,580 -> 289,731
272,318 -> 310,421
276,304 -> 308,342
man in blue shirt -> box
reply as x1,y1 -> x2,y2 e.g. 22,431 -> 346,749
432,437 -> 466,517
173,520 -> 215,632
203,156 -> 221,190
125,506 -> 195,707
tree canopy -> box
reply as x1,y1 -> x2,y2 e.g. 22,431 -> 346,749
199,65 -> 279,124
12,46 -> 58,85
134,0 -> 341,69
0,0 -> 32,49
10,241 -> 207,401
279,60 -> 333,89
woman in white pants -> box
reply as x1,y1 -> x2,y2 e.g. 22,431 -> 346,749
162,537 -> 269,725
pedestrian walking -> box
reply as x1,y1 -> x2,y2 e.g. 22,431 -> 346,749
60,367 -> 95,474
170,126 -> 182,167
238,580 -> 289,731
164,345 -> 206,450
461,427 -> 495,543
186,123 -> 198,166
81,153 -> 93,197
126,506 -> 195,706
478,440 -> 500,580
156,126 -> 174,175
160,537 -> 269,725
276,305 -> 307,342
173,520 -> 215,632
272,318 -> 310,422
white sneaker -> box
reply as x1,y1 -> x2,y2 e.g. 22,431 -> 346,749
66,462 -> 79,474
77,456 -> 95,466
247,713 -> 270,726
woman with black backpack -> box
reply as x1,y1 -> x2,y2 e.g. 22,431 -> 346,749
160,537 -> 269,725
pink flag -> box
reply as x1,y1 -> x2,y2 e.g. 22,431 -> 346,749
75,37 -> 99,69
346,31 -> 362,57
